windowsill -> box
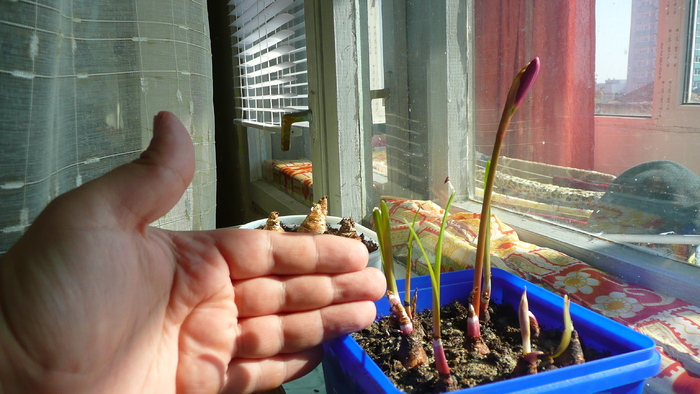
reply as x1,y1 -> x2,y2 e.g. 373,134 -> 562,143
249,179 -> 310,216
454,199 -> 700,306
594,113 -> 652,118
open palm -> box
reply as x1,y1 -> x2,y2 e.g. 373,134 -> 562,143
0,112 -> 384,393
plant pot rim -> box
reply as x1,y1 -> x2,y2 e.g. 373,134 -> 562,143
239,215 -> 381,270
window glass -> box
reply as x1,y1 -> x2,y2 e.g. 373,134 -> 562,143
230,0 -> 314,209
369,0 -> 469,203
596,0 -> 656,116
368,1 -> 387,190
367,0 -> 700,270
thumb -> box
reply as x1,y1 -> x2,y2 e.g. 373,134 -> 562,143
88,111 -> 196,228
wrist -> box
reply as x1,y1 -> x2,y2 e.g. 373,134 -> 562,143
0,256 -> 29,393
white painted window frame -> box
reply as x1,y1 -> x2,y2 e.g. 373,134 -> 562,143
233,0 -> 374,220
239,0 -> 700,306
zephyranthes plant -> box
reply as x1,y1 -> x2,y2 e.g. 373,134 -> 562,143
512,287 -> 544,376
405,179 -> 458,390
373,201 -> 413,334
374,201 -> 429,369
470,58 -> 540,351
513,290 -> 581,377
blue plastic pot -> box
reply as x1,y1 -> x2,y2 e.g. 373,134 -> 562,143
323,268 -> 660,394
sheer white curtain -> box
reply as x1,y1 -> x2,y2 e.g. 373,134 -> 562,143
0,0 -> 216,254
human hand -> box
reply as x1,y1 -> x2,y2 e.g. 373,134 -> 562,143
0,112 -> 385,393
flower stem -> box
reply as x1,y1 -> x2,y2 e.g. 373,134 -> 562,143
472,57 -> 540,318
480,161 -> 492,320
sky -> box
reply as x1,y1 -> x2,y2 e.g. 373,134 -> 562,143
596,0 -> 633,83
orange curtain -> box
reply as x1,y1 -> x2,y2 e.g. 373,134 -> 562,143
475,0 -> 596,170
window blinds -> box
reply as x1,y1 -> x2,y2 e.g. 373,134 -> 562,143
229,0 -> 308,132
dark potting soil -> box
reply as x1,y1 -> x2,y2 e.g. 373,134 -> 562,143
256,222 -> 379,254
352,300 -> 610,393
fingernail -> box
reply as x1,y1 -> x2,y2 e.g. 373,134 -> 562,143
153,111 -> 166,130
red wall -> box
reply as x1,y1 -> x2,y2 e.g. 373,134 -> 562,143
475,1 -> 596,170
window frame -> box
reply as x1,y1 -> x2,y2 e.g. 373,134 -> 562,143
378,0 -> 473,204
455,199 -> 700,306
438,0 -> 700,306
233,0 -> 700,306
686,0 -> 700,103
230,0 -> 375,220
304,0 -> 374,220
455,0 -> 700,305
656,0 -> 700,126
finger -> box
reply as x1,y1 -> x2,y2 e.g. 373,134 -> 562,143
222,347 -> 323,394
233,300 -> 377,359
83,111 -> 195,228
233,267 -> 385,317
210,228 -> 370,279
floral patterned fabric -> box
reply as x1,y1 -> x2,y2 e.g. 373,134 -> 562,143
263,159 -> 314,206
478,167 -> 605,211
473,154 -> 614,225
385,199 -> 700,394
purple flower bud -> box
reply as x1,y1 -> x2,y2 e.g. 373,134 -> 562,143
513,57 -> 540,109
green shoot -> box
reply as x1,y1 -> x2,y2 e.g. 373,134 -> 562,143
373,201 -> 413,334
373,202 -> 396,293
435,180 -> 456,288
404,189 -> 455,328
551,295 -> 573,359
403,181 -> 456,383
404,224 -> 437,293
404,208 -> 421,311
